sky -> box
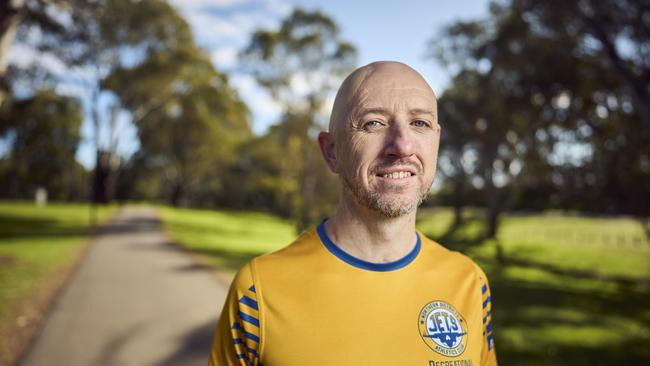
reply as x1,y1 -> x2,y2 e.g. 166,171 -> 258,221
170,0 -> 490,132
9,0 -> 491,168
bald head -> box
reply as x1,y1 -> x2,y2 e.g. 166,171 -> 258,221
329,61 -> 436,136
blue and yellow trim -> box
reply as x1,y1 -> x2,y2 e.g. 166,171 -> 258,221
316,221 -> 421,272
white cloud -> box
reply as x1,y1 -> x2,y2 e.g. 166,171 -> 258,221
264,0 -> 291,15
169,0 -> 253,10
166,0 -> 291,134
211,48 -> 239,69
231,74 -> 257,92
190,12 -> 247,42
231,74 -> 282,133
7,43 -> 36,68
8,43 -> 68,76
170,0 -> 282,47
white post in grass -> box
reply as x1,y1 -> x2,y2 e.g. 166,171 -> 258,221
35,187 -> 47,207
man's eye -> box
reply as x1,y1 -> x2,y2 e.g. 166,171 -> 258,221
363,120 -> 383,130
412,120 -> 430,128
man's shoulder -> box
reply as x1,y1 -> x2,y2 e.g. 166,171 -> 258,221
231,228 -> 321,285
256,227 -> 321,264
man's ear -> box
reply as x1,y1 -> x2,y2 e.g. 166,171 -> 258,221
318,131 -> 338,173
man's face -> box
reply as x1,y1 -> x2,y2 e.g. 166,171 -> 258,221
324,63 -> 441,217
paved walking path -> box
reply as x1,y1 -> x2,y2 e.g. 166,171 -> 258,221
20,207 -> 228,366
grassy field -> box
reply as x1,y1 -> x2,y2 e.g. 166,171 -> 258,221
158,205 -> 296,274
162,205 -> 650,365
416,207 -> 650,365
0,201 -> 116,365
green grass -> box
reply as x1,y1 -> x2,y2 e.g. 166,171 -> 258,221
5,202 -> 645,363
158,205 -> 296,273
417,208 -> 650,280
417,207 -> 650,364
0,201 -> 116,329
162,205 -> 650,364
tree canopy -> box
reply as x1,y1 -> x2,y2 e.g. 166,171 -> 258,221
431,0 -> 650,237
240,8 -> 357,230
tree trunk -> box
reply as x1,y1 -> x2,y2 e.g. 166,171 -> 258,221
170,181 -> 183,207
486,204 -> 500,239
483,159 -> 501,239
452,203 -> 463,229
641,217 -> 650,242
0,0 -> 24,107
92,150 -> 115,203
452,170 -> 467,229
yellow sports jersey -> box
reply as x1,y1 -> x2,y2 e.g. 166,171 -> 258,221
209,222 -> 497,366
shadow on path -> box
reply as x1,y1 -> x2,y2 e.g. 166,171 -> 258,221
159,319 -> 217,366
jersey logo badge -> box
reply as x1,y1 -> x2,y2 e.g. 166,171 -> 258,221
418,301 -> 467,357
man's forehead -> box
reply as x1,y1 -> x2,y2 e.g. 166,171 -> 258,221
347,62 -> 434,97
329,61 -> 436,133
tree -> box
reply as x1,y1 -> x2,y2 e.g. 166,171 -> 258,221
104,40 -> 251,206
0,90 -> 87,200
241,8 -> 357,230
431,0 -> 650,238
0,0 -> 25,107
10,0 -> 202,204
530,0 -> 650,135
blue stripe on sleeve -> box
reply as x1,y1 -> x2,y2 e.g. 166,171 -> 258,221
238,311 -> 260,327
482,284 -> 488,294
482,295 -> 491,309
244,331 -> 260,343
231,322 -> 260,343
483,310 -> 491,324
239,295 -> 259,310
487,334 -> 495,350
233,338 -> 243,345
249,285 -> 256,293
486,320 -> 493,333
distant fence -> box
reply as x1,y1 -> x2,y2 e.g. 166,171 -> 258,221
502,227 -> 650,248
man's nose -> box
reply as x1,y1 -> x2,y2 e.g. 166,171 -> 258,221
384,122 -> 415,157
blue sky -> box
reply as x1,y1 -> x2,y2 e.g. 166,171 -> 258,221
9,0 -> 491,168
175,0 -> 490,131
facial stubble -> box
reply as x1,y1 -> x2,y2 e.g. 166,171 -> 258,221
341,173 -> 431,218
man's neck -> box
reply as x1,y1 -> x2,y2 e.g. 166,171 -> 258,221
324,197 -> 418,264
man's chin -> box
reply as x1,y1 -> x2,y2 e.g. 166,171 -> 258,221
343,176 -> 424,217
366,193 -> 423,218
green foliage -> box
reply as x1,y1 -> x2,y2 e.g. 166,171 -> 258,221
12,0 -> 215,204
229,111 -> 340,230
241,8 -> 356,230
242,8 -> 357,111
0,90 -> 88,200
431,0 -> 650,238
100,4 -> 251,207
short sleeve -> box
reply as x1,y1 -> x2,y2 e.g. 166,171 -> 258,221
208,263 -> 263,366
474,262 -> 497,366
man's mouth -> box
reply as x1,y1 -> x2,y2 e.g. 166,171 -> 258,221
375,164 -> 419,181
380,171 -> 413,179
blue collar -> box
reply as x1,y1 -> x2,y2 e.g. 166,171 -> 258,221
316,222 -> 421,272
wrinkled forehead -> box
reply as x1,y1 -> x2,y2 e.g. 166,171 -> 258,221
329,62 -> 436,133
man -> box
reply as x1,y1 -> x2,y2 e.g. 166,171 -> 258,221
209,61 -> 497,366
